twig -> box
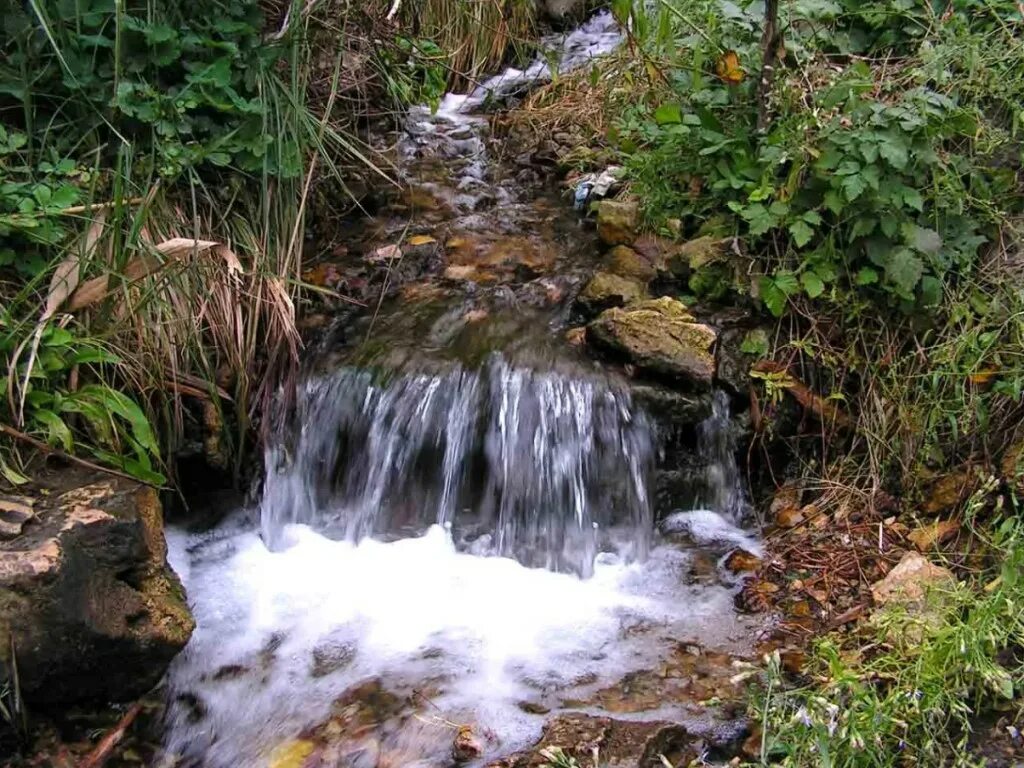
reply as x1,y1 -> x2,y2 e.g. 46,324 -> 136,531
78,701 -> 143,768
0,424 -> 160,488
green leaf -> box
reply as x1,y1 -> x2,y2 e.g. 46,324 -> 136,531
886,248 -> 924,296
760,278 -> 786,317
774,271 -> 800,296
919,275 -> 942,306
789,219 -> 815,248
824,191 -> 844,215
878,133 -> 909,169
856,267 -> 879,285
801,271 -> 826,298
909,225 -> 942,255
34,409 -> 74,451
841,174 -> 866,201
902,187 -> 924,212
654,103 -> 683,125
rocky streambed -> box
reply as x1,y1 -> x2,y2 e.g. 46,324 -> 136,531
1,11 -> 778,768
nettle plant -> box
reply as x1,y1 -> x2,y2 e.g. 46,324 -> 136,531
618,0 -> 1023,315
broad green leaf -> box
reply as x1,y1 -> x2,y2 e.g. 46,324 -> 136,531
654,103 -> 683,125
34,409 -> 74,451
801,271 -> 826,298
841,174 -> 866,201
886,248 -> 924,295
856,267 -> 879,285
789,219 -> 814,248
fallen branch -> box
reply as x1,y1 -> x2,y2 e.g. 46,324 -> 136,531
752,360 -> 853,430
78,701 -> 143,768
0,424 -> 160,488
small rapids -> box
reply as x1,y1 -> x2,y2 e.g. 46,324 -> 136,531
260,356 -> 653,576
160,11 -> 763,767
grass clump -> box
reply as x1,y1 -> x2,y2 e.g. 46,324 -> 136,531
757,485 -> 1024,767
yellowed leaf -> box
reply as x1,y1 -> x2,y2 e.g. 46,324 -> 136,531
268,739 -> 315,768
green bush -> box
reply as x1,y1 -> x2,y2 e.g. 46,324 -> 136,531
615,0 -> 1024,314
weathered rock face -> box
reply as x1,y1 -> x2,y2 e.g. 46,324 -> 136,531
576,271 -> 647,315
603,244 -> 659,282
587,297 -> 717,386
595,200 -> 639,247
488,713 -> 696,768
0,475 -> 194,705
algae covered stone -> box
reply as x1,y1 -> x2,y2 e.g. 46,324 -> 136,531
587,297 -> 717,386
595,199 -> 639,246
576,271 -> 647,314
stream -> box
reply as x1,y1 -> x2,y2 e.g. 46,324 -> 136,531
162,13 -> 764,767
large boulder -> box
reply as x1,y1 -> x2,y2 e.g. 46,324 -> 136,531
0,474 -> 194,705
587,297 -> 717,386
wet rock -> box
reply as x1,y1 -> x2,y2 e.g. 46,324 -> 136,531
491,713 -> 695,768
453,725 -> 484,762
540,0 -> 588,24
725,549 -> 763,574
775,506 -> 805,528
922,469 -> 977,515
0,495 -> 35,540
311,639 -> 357,678
366,244 -> 403,264
595,200 -> 639,247
629,384 -> 711,426
0,476 -> 194,704
716,327 -> 769,394
603,244 -> 658,282
908,519 -> 960,552
669,236 -> 729,274
871,552 -> 956,609
565,327 -> 586,347
587,297 -> 717,386
576,271 -> 647,315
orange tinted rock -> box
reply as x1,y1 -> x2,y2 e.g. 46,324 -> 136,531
724,549 -> 762,574
922,470 -> 976,516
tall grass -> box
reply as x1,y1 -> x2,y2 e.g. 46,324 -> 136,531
0,0 -> 382,485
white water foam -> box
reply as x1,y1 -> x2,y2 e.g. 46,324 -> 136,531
163,521 -> 754,767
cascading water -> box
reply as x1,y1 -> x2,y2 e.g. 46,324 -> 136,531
161,12 -> 763,767
695,390 -> 750,522
261,356 -> 654,576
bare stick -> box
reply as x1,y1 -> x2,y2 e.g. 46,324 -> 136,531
78,702 -> 144,768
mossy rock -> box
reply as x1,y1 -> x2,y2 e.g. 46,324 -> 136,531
595,200 -> 639,246
0,475 -> 194,705
603,245 -> 658,282
576,271 -> 648,315
587,296 -> 717,387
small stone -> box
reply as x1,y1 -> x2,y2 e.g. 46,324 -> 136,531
576,271 -> 647,314
366,244 -> 402,263
908,519 -> 960,552
565,327 -> 586,346
769,483 -> 802,517
518,700 -> 551,715
453,725 -> 483,762
595,199 -> 639,246
463,308 -> 489,323
870,552 -> 956,608
725,549 -> 762,573
775,506 -> 805,528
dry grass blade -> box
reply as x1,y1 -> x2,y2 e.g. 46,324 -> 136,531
7,212 -> 106,426
67,238 -> 219,312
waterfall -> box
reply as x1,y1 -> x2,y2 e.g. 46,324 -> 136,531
695,390 -> 749,522
260,355 -> 654,576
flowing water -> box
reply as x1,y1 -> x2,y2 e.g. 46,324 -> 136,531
162,13 -> 762,767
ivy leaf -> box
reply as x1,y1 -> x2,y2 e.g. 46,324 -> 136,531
789,219 -> 814,247
824,190 -> 844,214
886,248 -> 924,296
801,270 -> 826,298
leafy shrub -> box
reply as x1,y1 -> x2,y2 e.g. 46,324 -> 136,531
615,0 -> 1024,314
